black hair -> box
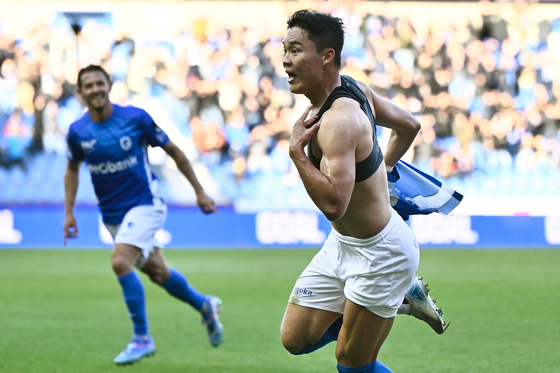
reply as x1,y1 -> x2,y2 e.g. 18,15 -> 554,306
77,64 -> 111,89
287,10 -> 345,68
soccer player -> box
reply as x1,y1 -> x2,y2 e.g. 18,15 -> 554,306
63,65 -> 223,365
280,10 -> 444,372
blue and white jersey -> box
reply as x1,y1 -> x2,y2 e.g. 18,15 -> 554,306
67,104 -> 170,224
388,160 -> 463,221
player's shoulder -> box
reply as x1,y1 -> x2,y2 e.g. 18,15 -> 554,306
67,112 -> 90,135
328,96 -> 362,123
113,104 -> 150,119
354,79 -> 376,103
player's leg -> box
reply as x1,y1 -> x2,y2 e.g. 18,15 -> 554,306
140,248 -> 223,347
280,303 -> 342,354
281,229 -> 347,354
106,204 -> 166,364
111,242 -> 155,365
335,300 -> 394,372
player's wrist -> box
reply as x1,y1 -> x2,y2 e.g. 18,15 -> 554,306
385,164 -> 394,173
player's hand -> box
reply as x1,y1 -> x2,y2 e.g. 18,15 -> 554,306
196,191 -> 219,215
63,215 -> 78,246
290,105 -> 320,154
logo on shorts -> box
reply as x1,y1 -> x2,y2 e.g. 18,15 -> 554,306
294,287 -> 313,296
128,222 -> 133,228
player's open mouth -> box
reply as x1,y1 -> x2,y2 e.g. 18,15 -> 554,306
286,71 -> 296,83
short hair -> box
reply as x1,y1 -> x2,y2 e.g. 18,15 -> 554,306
287,10 -> 345,68
77,65 -> 111,89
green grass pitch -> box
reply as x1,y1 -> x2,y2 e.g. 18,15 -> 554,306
1,248 -> 559,373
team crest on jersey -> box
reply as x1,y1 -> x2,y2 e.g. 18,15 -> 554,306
120,136 -> 132,151
81,139 -> 97,154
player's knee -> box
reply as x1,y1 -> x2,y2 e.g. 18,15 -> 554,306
281,332 -> 306,355
335,345 -> 354,366
111,253 -> 134,276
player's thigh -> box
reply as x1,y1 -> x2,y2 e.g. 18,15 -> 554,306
335,299 -> 394,367
281,302 -> 341,352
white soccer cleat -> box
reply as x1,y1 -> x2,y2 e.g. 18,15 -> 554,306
404,276 -> 449,334
201,296 -> 223,347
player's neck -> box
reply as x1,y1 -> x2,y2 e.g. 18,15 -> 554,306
307,74 -> 341,110
89,103 -> 113,123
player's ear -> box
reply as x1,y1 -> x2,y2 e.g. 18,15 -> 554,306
322,48 -> 335,65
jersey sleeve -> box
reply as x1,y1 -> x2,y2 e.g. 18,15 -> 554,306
66,128 -> 85,163
139,110 -> 170,147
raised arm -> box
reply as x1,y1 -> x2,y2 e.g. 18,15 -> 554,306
363,83 -> 421,168
64,160 -> 81,245
161,140 -> 218,214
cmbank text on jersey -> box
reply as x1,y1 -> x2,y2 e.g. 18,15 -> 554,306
88,155 -> 138,174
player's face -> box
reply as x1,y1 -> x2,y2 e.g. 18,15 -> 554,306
282,27 -> 324,95
78,71 -> 112,111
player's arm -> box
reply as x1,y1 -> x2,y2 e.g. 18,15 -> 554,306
64,160 -> 81,245
161,140 -> 218,214
289,105 -> 356,221
361,82 -> 421,168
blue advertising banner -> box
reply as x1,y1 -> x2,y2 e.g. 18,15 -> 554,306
0,205 -> 559,249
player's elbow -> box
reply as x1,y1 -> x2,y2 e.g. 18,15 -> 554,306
322,204 -> 346,222
406,116 -> 421,136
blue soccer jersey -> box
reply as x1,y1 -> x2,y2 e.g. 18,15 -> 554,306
66,104 -> 170,224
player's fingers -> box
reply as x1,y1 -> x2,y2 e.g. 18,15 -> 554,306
203,204 -> 218,215
304,115 -> 319,128
308,119 -> 321,132
299,104 -> 313,120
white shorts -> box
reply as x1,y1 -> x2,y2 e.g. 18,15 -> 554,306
104,201 -> 167,263
288,209 -> 420,318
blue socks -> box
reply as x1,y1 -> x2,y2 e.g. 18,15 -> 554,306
162,268 -> 206,311
118,271 -> 148,336
337,361 -> 392,373
292,316 -> 343,355
118,268 -> 207,337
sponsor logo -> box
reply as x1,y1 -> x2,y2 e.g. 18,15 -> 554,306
256,211 -> 326,245
120,136 -> 132,151
0,209 -> 22,244
545,216 -> 560,245
410,215 -> 479,245
81,139 -> 97,154
152,123 -> 167,142
294,287 -> 313,296
88,155 -> 138,174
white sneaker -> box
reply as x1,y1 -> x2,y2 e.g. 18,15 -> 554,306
404,277 -> 448,334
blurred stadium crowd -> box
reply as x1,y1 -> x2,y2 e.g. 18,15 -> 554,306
0,1 -> 559,209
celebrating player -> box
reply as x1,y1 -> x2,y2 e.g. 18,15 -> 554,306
63,64 -> 223,365
280,10 -> 445,373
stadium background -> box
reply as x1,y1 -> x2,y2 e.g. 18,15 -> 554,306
1,2 -> 560,373
0,0 -> 559,247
